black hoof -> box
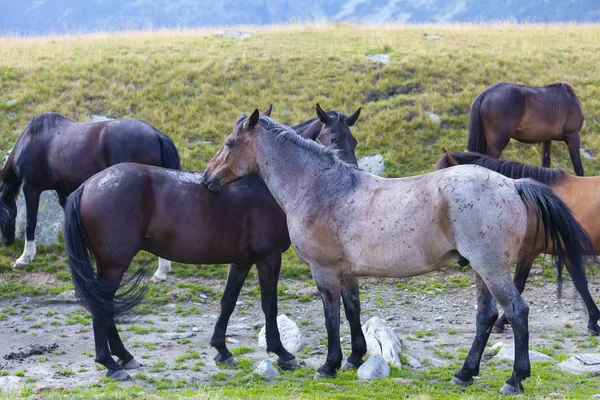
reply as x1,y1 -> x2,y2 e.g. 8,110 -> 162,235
450,376 -> 473,386
340,360 -> 362,371
106,369 -> 130,381
499,382 -> 524,395
215,355 -> 237,367
314,365 -> 337,379
117,358 -> 141,370
588,324 -> 600,336
278,358 -> 300,371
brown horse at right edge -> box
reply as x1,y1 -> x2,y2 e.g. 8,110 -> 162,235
467,82 -> 585,176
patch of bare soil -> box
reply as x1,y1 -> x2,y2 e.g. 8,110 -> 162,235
0,266 -> 599,392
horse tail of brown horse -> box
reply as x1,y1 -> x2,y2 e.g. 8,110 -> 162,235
64,186 -> 147,318
467,90 -> 487,154
514,179 -> 594,298
157,134 -> 181,170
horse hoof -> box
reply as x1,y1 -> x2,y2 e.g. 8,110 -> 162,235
450,376 -> 473,386
106,369 -> 130,381
499,383 -> 522,395
278,358 -> 300,371
150,274 -> 166,283
491,325 -> 504,334
215,356 -> 237,367
314,370 -> 336,379
118,358 -> 141,370
340,361 -> 361,371
13,259 -> 29,267
588,327 -> 600,336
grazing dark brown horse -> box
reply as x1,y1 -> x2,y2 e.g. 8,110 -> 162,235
436,151 -> 600,335
467,82 -> 585,176
63,105 -> 360,380
204,111 -> 592,394
0,112 -> 180,267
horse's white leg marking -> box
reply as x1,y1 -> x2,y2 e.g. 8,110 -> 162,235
14,240 -> 36,266
151,257 -> 172,282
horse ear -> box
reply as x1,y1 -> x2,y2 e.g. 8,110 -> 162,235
445,150 -> 460,166
263,104 -> 273,117
316,103 -> 332,125
345,107 -> 361,126
246,109 -> 260,128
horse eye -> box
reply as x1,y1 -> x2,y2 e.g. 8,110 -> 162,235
330,137 -> 339,144
225,140 -> 234,148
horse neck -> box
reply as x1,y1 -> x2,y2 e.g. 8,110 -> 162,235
255,131 -> 334,212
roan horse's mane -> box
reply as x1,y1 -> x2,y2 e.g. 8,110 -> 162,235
436,151 -> 569,185
26,112 -> 70,135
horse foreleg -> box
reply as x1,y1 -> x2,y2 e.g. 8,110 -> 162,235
564,260 -> 600,335
313,270 -> 342,379
452,273 -> 498,386
14,184 -> 40,266
340,275 -> 366,370
541,141 -> 552,168
210,262 -> 251,366
256,253 -> 298,369
151,258 -> 172,282
564,133 -> 584,176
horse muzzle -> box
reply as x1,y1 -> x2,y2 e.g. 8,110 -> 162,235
202,175 -> 224,193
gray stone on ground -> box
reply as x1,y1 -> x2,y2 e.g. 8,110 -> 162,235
88,114 -> 113,122
581,148 -> 596,160
404,354 -> 423,369
357,354 -> 390,380
215,30 -> 252,39
254,359 -> 280,378
163,332 -> 196,340
6,99 -> 17,106
424,34 -> 443,39
358,154 -> 385,176
491,341 -> 553,362
426,112 -> 441,125
365,54 -> 389,64
258,314 -> 303,353
361,316 -> 402,367
557,353 -> 600,375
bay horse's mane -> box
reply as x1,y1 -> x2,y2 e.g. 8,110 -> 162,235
27,112 -> 70,135
436,151 -> 569,185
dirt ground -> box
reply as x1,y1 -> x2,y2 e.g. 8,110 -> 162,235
1,265 -> 599,392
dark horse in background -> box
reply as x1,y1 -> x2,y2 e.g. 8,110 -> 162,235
0,112 -> 181,267
63,104 -> 361,380
436,151 -> 600,336
467,82 -> 585,176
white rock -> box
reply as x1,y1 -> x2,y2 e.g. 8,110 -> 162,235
493,342 -> 553,362
365,54 -> 389,64
426,112 -> 441,125
404,354 -> 422,369
258,314 -> 303,353
581,148 -> 596,160
424,34 -> 443,39
192,327 -> 199,332
227,337 -> 239,344
88,114 -> 113,122
163,332 -> 195,340
6,99 -> 17,106
358,154 -> 385,176
215,30 -> 252,39
254,359 -> 280,378
357,354 -> 390,380
361,317 -> 402,367
558,353 -> 600,375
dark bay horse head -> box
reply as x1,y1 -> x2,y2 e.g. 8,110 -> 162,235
292,104 -> 360,166
0,153 -> 19,245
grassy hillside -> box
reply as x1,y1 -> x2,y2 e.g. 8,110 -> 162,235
2,23 -> 600,399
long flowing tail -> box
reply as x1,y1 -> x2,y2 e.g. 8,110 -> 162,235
64,186 -> 146,319
514,179 -> 594,297
157,133 -> 181,170
467,90 -> 487,154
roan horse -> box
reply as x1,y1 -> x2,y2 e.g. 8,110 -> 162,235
436,151 -> 600,335
0,112 -> 180,270
467,82 -> 585,176
150,104 -> 361,281
203,111 -> 592,395
63,105 -> 361,380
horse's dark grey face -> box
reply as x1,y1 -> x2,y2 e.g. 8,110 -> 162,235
319,121 -> 358,166
0,195 -> 17,245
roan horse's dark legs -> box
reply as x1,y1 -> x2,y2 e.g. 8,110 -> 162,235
256,253 -> 297,368
340,275 -> 367,370
314,274 -> 343,378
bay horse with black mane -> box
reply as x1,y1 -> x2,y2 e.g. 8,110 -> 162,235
0,112 -> 180,270
203,110 -> 592,394
436,150 -> 600,336
63,105 -> 361,380
467,82 -> 585,176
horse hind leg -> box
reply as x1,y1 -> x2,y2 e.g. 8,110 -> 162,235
14,184 -> 40,266
452,273 -> 498,386
340,275 -> 367,370
210,262 -> 252,366
564,132 -> 584,176
541,140 -> 552,168
564,260 -> 600,335
151,258 -> 172,282
256,253 -> 298,370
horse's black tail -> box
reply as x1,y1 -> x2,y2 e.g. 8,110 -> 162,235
515,179 -> 594,298
467,90 -> 487,154
157,133 -> 181,170
64,186 -> 147,319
